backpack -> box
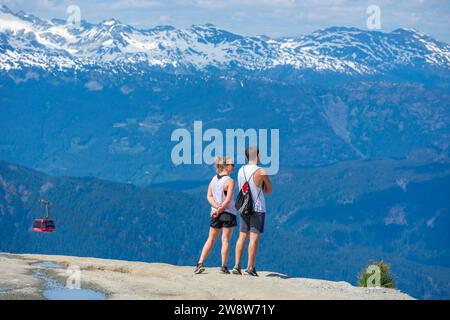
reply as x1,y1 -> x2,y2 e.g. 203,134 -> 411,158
235,166 -> 261,216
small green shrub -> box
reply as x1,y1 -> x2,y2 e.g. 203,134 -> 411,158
358,260 -> 396,288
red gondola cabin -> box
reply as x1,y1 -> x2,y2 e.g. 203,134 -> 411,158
32,200 -> 56,233
32,218 -> 56,232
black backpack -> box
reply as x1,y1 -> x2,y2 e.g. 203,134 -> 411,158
235,166 -> 261,216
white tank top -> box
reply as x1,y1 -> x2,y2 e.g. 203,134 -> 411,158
238,165 -> 266,213
209,175 -> 237,215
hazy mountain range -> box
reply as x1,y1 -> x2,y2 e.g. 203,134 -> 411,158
1,160 -> 449,299
1,5 -> 449,299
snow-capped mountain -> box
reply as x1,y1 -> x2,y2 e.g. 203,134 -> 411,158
0,4 -> 449,75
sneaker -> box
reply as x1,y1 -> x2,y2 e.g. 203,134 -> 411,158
219,266 -> 230,274
245,267 -> 259,277
194,262 -> 205,274
232,265 -> 242,275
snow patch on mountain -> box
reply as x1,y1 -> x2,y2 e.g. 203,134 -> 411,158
0,5 -> 449,75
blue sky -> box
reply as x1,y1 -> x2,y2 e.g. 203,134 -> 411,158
2,0 -> 450,42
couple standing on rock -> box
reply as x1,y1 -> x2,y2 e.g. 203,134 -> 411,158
194,146 -> 272,277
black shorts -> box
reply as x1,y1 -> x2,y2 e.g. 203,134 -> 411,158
210,212 -> 237,229
240,212 -> 266,234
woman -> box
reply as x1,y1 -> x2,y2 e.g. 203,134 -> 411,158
194,156 -> 237,274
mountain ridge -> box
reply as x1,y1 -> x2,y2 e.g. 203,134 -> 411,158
1,5 -> 449,75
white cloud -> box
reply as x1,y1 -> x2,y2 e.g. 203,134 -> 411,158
426,211 -> 440,228
9,71 -> 40,84
110,0 -> 163,10
40,181 -> 54,194
120,85 -> 134,94
109,137 -> 145,155
192,0 -> 297,9
384,205 -> 407,226
85,80 -> 103,91
6,0 -> 450,41
159,15 -> 170,22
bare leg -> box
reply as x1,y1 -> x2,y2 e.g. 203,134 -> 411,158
235,232 -> 248,267
247,231 -> 260,270
198,227 -> 220,264
221,227 -> 234,267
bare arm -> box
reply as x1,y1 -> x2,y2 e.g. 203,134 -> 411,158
207,184 -> 220,208
255,169 -> 272,194
217,179 -> 235,214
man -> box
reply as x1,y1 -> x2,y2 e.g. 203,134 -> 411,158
233,146 -> 272,276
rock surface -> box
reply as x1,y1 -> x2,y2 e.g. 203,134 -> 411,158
0,253 -> 414,300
